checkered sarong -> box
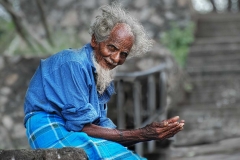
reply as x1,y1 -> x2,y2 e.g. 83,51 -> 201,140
25,111 -> 146,160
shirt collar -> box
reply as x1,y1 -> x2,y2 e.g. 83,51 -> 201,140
84,43 -> 96,73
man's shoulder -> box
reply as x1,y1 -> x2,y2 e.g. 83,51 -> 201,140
39,44 -> 94,74
60,44 -> 92,62
44,44 -> 92,64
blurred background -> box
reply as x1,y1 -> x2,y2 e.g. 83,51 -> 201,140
1,0 -> 240,159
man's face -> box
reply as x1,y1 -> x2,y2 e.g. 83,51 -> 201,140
91,23 -> 134,70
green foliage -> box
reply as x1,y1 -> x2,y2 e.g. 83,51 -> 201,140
161,22 -> 195,67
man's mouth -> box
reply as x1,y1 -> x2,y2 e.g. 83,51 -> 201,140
103,57 -> 118,67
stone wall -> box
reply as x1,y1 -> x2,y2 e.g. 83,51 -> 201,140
0,0 -> 190,150
0,147 -> 88,160
19,0 -> 192,44
0,55 -> 41,149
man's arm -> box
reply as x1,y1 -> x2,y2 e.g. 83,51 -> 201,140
82,116 -> 184,147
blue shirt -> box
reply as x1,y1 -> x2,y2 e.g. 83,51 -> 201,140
24,43 -> 116,131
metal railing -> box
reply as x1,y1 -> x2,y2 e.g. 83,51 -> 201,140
114,63 -> 168,156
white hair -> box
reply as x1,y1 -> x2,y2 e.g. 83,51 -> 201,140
89,2 -> 153,57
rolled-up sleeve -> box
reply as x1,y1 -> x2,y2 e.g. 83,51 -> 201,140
98,117 -> 116,129
62,103 -> 98,131
43,61 -> 99,131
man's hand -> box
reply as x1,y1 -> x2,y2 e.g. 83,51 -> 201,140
141,116 -> 184,140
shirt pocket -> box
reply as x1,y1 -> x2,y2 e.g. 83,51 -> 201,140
100,103 -> 108,117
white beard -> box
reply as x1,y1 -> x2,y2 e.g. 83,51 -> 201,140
92,53 -> 115,94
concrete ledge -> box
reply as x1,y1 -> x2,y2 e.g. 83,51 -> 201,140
0,147 -> 88,160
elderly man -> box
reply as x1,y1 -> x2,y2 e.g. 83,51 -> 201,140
24,3 -> 184,160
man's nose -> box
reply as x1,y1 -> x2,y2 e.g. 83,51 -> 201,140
110,52 -> 120,64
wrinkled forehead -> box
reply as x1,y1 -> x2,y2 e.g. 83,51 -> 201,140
110,23 -> 134,41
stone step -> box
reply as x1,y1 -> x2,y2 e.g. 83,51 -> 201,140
189,43 -> 240,53
197,23 -> 240,32
193,36 -> 240,45
196,30 -> 240,38
185,89 -> 240,105
197,15 -> 240,31
187,64 -> 240,75
189,77 -> 240,91
188,48 -> 240,57
170,13 -> 240,148
169,106 -> 240,146
188,74 -> 240,85
170,105 -> 240,125
196,13 -> 240,22
186,55 -> 240,67
168,137 -> 240,160
189,83 -> 240,94
197,22 -> 240,31
187,76 -> 240,104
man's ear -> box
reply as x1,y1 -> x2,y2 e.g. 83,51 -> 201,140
91,34 -> 98,48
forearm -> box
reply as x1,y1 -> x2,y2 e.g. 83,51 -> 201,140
81,117 -> 184,147
82,124 -> 148,146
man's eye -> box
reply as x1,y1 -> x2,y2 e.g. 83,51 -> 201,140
120,52 -> 128,58
108,45 -> 116,51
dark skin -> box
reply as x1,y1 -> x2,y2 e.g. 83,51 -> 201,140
83,23 -> 185,147
83,116 -> 184,147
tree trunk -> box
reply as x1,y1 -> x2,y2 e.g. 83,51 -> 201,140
35,0 -> 54,47
0,0 -> 36,51
238,0 -> 240,11
228,0 -> 232,11
210,0 -> 217,12
0,0 -> 51,53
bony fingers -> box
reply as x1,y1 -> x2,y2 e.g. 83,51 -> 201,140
160,122 -> 180,134
166,116 -> 180,123
167,122 -> 179,127
159,122 -> 177,132
169,123 -> 184,133
158,130 -> 171,139
164,123 -> 184,139
160,127 -> 179,139
180,120 -> 185,123
179,122 -> 184,128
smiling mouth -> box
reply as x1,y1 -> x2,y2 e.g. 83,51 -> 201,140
103,57 -> 118,67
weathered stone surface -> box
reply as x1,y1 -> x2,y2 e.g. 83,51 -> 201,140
0,126 -> 13,149
168,137 -> 240,160
18,0 -> 191,43
0,147 -> 88,160
0,56 -> 41,149
169,13 -> 240,147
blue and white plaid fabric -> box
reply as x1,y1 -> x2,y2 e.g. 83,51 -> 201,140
25,111 -> 147,160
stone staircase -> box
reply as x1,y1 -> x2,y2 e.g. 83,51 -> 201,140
169,13 -> 240,147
